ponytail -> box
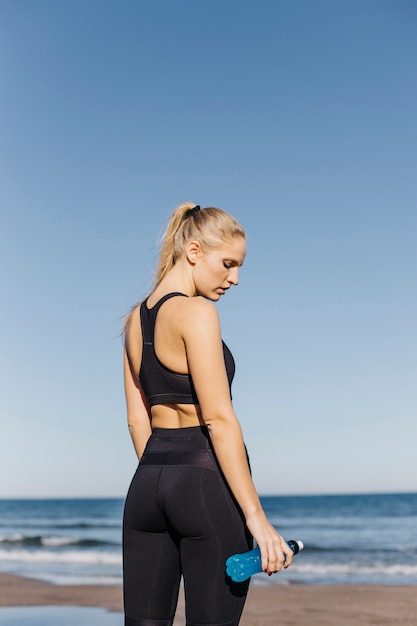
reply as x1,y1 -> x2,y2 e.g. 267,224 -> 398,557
155,202 -> 196,287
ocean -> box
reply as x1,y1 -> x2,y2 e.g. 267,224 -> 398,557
0,493 -> 416,586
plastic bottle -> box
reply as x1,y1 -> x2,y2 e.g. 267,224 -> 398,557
225,539 -> 304,582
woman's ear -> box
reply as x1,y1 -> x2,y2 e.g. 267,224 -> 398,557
185,240 -> 201,265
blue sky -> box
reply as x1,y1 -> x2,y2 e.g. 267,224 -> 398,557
1,0 -> 416,497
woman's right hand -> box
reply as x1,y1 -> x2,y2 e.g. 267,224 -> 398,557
245,510 -> 293,575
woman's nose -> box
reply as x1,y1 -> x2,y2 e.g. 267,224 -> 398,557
228,267 -> 239,285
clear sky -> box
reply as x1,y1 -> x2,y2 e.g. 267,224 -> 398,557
1,0 -> 416,498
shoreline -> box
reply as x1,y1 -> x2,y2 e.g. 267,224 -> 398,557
1,573 -> 417,625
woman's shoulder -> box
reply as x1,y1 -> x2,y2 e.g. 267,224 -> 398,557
177,297 -> 221,338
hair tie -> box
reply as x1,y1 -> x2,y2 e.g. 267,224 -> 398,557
187,205 -> 201,218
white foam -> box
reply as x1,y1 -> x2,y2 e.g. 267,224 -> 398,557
292,562 -> 417,576
0,534 -> 25,543
41,537 -> 81,547
45,573 -> 123,585
0,549 -> 122,566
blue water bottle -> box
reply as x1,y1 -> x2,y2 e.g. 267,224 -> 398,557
226,539 -> 304,582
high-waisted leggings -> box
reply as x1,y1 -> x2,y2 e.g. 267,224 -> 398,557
123,426 -> 252,626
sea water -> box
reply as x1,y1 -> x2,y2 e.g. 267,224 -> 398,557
0,493 -> 416,586
0,498 -> 123,585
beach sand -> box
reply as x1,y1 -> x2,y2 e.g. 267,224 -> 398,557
1,574 -> 417,625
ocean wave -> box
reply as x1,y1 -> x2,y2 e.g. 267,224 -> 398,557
45,573 -> 123,585
0,535 -> 118,548
1,547 -> 416,578
291,562 -> 417,576
248,561 -> 417,585
301,544 -> 416,554
0,549 -> 122,565
45,522 -> 121,530
0,521 -> 121,530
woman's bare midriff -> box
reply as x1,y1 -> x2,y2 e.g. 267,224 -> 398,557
151,403 -> 204,429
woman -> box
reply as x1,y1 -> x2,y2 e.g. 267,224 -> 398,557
123,202 -> 293,626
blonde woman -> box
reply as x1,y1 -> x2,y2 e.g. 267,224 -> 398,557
123,203 -> 293,626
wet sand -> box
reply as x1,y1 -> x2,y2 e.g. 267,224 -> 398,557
1,573 -> 417,625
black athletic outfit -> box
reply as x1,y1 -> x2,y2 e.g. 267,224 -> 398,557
123,293 -> 252,626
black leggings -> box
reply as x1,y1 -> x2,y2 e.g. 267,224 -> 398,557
123,426 -> 252,626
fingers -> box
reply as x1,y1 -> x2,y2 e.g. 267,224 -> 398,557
259,537 -> 295,575
259,537 -> 291,575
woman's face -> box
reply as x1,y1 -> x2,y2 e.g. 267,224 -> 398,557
192,236 -> 246,301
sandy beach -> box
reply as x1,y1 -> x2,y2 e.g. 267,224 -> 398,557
1,574 -> 417,625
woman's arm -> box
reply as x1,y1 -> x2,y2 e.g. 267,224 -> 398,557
181,297 -> 294,575
124,312 -> 152,460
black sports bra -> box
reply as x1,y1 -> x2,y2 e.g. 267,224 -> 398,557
139,292 -> 235,407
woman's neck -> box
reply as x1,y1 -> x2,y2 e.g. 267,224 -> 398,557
153,263 -> 196,299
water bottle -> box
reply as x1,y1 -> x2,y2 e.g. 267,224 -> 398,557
226,539 -> 304,582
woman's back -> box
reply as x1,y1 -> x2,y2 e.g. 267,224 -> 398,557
125,292 -> 211,429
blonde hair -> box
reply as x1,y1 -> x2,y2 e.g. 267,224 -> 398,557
155,202 -> 246,288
